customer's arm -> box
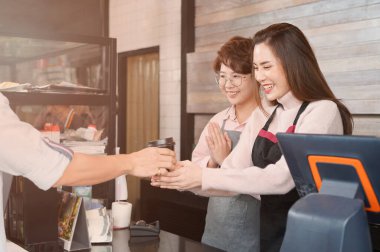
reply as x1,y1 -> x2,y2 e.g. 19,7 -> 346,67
54,147 -> 175,187
0,93 -> 175,190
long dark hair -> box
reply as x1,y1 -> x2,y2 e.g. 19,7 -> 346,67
253,23 -> 353,134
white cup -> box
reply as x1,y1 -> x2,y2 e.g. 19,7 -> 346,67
112,201 -> 132,229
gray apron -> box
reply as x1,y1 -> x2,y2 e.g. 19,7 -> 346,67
202,119 -> 261,252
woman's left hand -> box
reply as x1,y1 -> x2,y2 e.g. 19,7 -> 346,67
206,122 -> 232,166
150,160 -> 202,190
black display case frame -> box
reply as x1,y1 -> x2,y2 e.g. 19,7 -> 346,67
0,30 -> 117,250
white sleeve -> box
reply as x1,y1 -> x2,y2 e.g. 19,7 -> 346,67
191,121 -> 212,168
0,94 -> 72,190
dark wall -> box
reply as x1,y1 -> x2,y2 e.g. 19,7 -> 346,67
0,0 -> 108,36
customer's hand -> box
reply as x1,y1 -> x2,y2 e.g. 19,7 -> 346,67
150,160 -> 202,190
127,147 -> 176,177
206,122 -> 231,167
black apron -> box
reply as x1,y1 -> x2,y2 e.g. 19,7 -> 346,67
251,102 -> 309,252
202,119 -> 260,252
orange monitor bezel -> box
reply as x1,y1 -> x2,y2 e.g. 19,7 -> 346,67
308,155 -> 380,213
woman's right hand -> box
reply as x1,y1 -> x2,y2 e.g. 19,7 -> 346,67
151,160 -> 202,190
206,122 -> 232,167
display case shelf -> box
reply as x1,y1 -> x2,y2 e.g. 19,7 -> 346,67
1,30 -> 117,250
3,92 -> 111,106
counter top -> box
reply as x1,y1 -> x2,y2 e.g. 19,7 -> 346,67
90,228 -> 223,252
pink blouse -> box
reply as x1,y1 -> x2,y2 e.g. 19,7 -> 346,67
201,91 -> 344,199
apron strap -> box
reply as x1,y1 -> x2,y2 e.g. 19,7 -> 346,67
263,105 -> 280,130
262,101 -> 309,132
292,102 -> 309,125
220,106 -> 235,131
221,118 -> 227,131
286,102 -> 309,133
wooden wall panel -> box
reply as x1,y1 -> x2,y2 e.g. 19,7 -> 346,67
188,0 -> 380,139
195,1 -> 380,51
196,0 -> 318,27
186,51 -> 229,113
324,70 -> 380,87
195,0 -> 264,16
194,114 -> 213,143
353,116 -> 380,136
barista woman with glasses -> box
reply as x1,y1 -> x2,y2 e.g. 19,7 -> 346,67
189,36 -> 261,251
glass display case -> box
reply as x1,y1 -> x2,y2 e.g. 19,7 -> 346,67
0,32 -> 116,145
0,31 -> 117,250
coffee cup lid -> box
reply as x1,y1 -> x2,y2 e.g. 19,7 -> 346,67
147,137 -> 175,147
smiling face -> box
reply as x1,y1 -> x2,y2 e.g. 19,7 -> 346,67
219,63 -> 255,106
253,43 -> 290,101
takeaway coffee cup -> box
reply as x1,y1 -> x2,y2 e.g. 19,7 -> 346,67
147,137 -> 175,150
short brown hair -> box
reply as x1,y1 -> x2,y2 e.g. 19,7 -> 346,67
213,36 -> 253,74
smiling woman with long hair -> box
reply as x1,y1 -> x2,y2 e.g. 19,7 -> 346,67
152,23 -> 353,252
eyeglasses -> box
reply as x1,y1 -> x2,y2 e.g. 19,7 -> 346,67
215,73 -> 249,87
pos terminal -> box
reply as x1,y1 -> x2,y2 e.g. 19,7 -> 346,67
277,133 -> 380,252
